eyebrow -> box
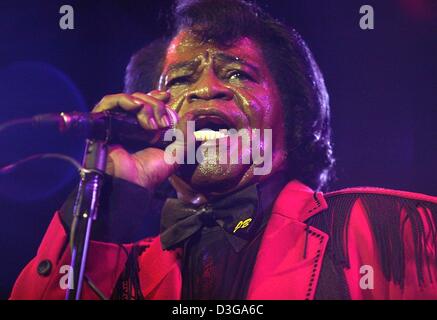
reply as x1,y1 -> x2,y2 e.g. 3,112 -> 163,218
165,59 -> 201,74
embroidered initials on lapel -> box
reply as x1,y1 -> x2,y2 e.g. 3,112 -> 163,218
233,218 -> 252,233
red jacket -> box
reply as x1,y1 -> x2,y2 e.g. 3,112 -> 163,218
10,180 -> 437,299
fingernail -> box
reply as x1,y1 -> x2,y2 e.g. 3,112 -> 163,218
166,108 -> 179,126
149,118 -> 158,129
161,115 -> 171,127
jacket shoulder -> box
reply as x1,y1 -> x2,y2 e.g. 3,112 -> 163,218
325,186 -> 437,205
312,186 -> 437,289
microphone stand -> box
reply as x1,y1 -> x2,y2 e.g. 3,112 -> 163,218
66,139 -> 107,300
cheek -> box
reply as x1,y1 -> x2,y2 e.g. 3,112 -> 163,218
259,79 -> 284,124
232,83 -> 282,129
236,82 -> 286,156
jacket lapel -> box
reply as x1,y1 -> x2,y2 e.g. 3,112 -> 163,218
137,237 -> 181,299
138,180 -> 329,300
247,180 -> 329,300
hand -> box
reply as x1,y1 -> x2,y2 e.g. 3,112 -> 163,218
92,91 -> 180,191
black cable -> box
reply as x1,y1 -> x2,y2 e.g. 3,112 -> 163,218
0,117 -> 33,134
1,117 -> 113,300
84,275 -> 109,300
0,153 -> 83,175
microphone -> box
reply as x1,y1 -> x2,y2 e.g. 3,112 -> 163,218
31,110 -> 177,149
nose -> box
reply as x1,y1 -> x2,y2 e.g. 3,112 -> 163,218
186,69 -> 234,102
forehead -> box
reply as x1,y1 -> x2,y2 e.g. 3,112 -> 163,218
163,30 -> 266,71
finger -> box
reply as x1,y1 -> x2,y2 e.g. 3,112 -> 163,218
148,90 -> 170,102
165,107 -> 179,127
107,145 -> 142,186
145,91 -> 179,127
132,92 -> 171,127
92,93 -> 144,113
148,91 -> 179,127
132,92 -> 169,126
136,104 -> 158,130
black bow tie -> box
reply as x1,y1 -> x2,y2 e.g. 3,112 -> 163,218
160,184 -> 260,252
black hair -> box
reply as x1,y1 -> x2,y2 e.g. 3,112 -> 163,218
125,0 -> 335,191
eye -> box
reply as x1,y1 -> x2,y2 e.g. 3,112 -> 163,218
227,70 -> 254,82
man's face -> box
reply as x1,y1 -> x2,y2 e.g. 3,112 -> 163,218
159,30 -> 287,193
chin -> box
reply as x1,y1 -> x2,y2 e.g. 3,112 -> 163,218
188,162 -> 251,194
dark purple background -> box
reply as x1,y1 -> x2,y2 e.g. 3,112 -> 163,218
0,0 -> 436,298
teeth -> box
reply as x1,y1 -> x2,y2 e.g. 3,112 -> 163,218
194,129 -> 228,142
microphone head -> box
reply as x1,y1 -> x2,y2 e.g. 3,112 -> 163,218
32,109 -> 179,152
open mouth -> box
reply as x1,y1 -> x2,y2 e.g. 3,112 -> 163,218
193,115 -> 234,142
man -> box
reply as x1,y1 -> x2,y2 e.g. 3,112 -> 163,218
10,0 -> 437,299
